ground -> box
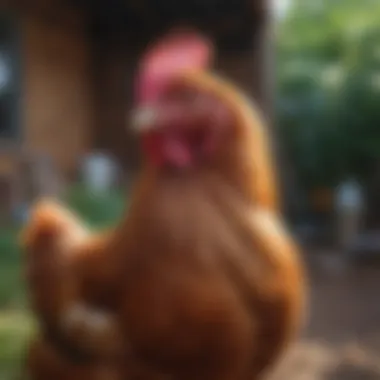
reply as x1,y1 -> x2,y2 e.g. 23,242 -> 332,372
271,253 -> 380,380
1,191 -> 380,379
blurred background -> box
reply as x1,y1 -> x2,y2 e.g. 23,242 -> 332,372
1,0 -> 380,379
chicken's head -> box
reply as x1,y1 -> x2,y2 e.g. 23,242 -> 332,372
132,30 -> 237,171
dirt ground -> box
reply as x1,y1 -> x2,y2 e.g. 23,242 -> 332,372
270,252 -> 380,380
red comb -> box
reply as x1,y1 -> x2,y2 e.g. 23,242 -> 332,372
135,30 -> 212,103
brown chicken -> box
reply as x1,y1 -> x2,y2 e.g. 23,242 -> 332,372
24,30 -> 305,380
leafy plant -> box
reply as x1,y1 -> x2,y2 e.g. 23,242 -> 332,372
63,184 -> 126,229
277,0 -> 380,201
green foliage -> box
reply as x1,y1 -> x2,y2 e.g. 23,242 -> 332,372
277,0 -> 380,192
64,184 -> 126,229
0,229 -> 24,309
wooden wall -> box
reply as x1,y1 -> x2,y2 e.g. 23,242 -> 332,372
93,40 -> 140,172
0,0 -> 270,178
216,51 -> 264,107
0,0 -> 93,177
22,3 -> 92,176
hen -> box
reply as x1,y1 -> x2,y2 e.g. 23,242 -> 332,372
24,30 -> 305,380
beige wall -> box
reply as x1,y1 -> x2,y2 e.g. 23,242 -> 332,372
20,2 -> 92,176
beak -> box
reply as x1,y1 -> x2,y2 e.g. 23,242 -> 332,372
130,106 -> 158,133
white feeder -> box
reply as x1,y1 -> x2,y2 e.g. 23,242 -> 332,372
334,178 -> 365,251
82,152 -> 118,194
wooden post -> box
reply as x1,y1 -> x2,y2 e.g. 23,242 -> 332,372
258,2 -> 300,216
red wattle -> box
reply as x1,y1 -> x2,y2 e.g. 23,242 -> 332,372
143,133 -> 192,169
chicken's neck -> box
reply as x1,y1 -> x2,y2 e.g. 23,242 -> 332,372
115,153 -> 278,257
